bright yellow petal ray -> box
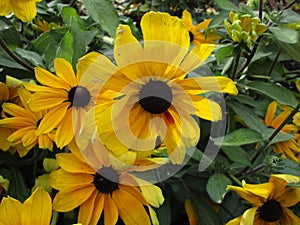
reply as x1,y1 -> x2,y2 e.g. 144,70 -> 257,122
226,217 -> 242,225
272,110 -> 291,129
12,0 -> 36,22
0,127 -> 12,151
55,153 -> 95,174
78,190 -> 98,225
54,108 -> 74,148
89,194 -> 105,225
23,82 -> 63,94
182,10 -> 193,29
113,189 -> 151,225
50,169 -> 93,190
120,184 -> 148,206
29,92 -> 68,111
265,101 -> 277,127
0,83 -> 9,101
281,208 -> 300,225
242,182 -> 274,200
277,187 -> 300,207
227,185 -> 264,207
21,188 -> 52,225
38,134 -> 53,149
104,195 -> 119,225
0,197 -> 22,225
1,102 -> 32,118
240,207 -> 257,225
54,58 -> 77,87
22,129 -> 37,148
0,0 -> 12,16
184,199 -> 200,225
53,185 -> 95,212
35,67 -> 70,90
0,117 -> 35,128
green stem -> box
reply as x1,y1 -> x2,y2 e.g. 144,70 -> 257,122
227,173 -> 242,186
3,147 -> 42,167
231,49 -> 241,80
0,37 -> 34,73
267,49 -> 281,77
258,0 -> 263,20
283,0 -> 297,9
50,211 -> 60,225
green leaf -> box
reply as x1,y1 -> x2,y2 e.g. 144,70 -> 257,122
206,173 -> 232,203
0,48 -> 29,70
15,49 -> 44,67
215,0 -> 238,11
61,6 -> 86,29
238,3 -> 255,17
56,31 -> 74,63
227,100 -> 268,133
82,0 -> 119,37
207,11 -> 229,29
272,158 -> 300,176
222,146 -> 251,166
262,128 -> 295,145
247,81 -> 298,107
269,27 -> 299,44
154,199 -> 171,225
212,128 -> 263,146
215,45 -> 233,61
193,196 -> 223,225
275,36 -> 300,63
281,9 -> 300,23
0,17 -> 22,47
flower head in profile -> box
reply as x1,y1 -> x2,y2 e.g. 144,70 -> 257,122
50,139 -> 164,225
81,12 -> 238,164
0,76 -> 22,152
0,187 -> 52,225
0,87 -> 54,157
262,101 -> 300,163
0,0 -> 41,22
24,58 -> 97,149
225,11 -> 267,48
226,174 -> 300,225
182,9 -> 221,45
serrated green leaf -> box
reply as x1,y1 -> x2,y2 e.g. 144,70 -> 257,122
82,0 -> 119,37
206,173 -> 232,203
212,128 -> 263,146
222,146 -> 251,166
269,27 -> 299,44
215,0 -> 238,11
247,81 -> 298,107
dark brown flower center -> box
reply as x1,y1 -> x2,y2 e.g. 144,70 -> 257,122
139,80 -> 173,114
93,167 -> 120,194
68,86 -> 91,108
189,31 -> 194,42
259,199 -> 283,222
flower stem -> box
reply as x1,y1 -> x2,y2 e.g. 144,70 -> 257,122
267,49 -> 281,77
50,211 -> 59,225
283,0 -> 297,10
230,49 -> 241,80
227,172 -> 242,186
259,0 -> 264,20
0,37 -> 34,73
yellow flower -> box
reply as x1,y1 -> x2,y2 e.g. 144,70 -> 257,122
0,187 -> 52,225
50,139 -> 164,225
0,175 -> 9,197
262,101 -> 300,163
226,174 -> 300,225
0,87 -> 54,157
82,12 -> 237,164
185,199 -> 200,225
33,20 -> 63,33
225,11 -> 267,48
181,10 -> 221,45
24,58 -> 97,148
0,76 -> 22,152
0,0 -> 41,22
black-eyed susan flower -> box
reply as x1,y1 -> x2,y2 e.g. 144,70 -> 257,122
225,11 -> 266,48
226,174 -> 300,225
24,58 -> 97,149
0,187 -> 52,225
0,76 -> 22,152
0,0 -> 41,22
262,101 -> 300,163
182,9 -> 221,45
82,12 -> 237,163
0,87 -> 54,157
50,139 -> 164,225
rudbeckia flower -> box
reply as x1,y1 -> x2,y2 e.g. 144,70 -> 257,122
0,87 -> 54,157
262,101 -> 300,163
0,187 -> 52,225
0,76 -> 22,151
24,58 -> 97,148
81,12 -> 237,163
50,139 -> 164,225
0,0 -> 41,22
226,174 -> 300,225
182,9 -> 221,45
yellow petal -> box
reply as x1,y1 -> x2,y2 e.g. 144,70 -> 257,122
0,83 -> 9,101
281,208 -> 300,225
148,205 -> 160,225
89,194 -> 105,225
35,67 -> 70,90
50,169 -> 93,190
0,0 -> 12,16
53,185 -> 95,212
1,102 -> 32,118
0,127 -> 12,151
0,196 -> 22,225
54,108 -> 74,148
23,82 -> 63,94
272,110 -> 291,129
265,101 -> 277,127
0,117 -> 34,129
225,217 -> 241,225
55,153 -> 95,174
21,188 -> 52,225
104,195 -> 119,225
29,92 -> 67,111
179,44 -> 216,73
240,207 -> 257,225
54,58 -> 77,87
277,187 -> 300,207
185,199 -> 200,225
182,10 -> 193,29
113,189 -> 151,225
11,0 -> 36,22
78,190 -> 98,225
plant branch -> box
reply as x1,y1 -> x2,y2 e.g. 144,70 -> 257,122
0,37 -> 34,73
267,49 -> 281,77
259,0 -> 263,20
283,0 -> 297,10
230,49 -> 241,80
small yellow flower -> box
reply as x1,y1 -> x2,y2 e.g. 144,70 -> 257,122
0,187 -> 52,225
225,11 -> 266,48
226,174 -> 300,225
181,10 -> 221,45
33,20 -> 63,33
0,0 -> 42,22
